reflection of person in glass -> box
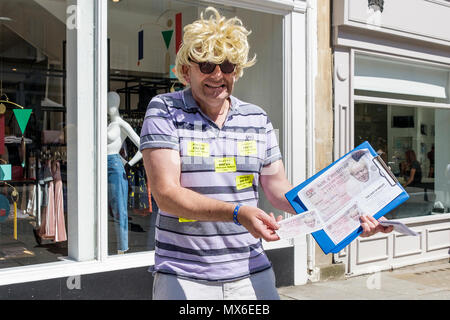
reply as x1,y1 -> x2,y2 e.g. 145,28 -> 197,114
427,145 -> 434,178
401,149 -> 422,187
107,91 -> 142,254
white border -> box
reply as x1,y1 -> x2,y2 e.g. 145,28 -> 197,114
0,0 -> 308,287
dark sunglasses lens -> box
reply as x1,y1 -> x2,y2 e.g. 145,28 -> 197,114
198,62 -> 216,74
220,61 -> 235,73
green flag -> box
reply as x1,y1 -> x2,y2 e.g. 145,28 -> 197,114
13,109 -> 32,134
161,30 -> 173,50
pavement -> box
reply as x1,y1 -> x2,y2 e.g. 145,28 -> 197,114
277,258 -> 450,300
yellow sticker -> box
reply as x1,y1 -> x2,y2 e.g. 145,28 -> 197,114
236,174 -> 254,190
187,141 -> 210,157
238,140 -> 257,156
214,157 -> 237,173
179,218 -> 197,222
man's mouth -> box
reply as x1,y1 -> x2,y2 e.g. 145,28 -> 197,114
205,84 -> 226,89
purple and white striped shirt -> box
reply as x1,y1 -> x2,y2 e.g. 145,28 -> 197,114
140,88 -> 282,281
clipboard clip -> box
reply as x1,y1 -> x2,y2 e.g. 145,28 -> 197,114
372,155 -> 399,187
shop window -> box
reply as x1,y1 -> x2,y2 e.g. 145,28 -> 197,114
355,103 -> 450,219
106,0 -> 284,255
0,1 -> 69,268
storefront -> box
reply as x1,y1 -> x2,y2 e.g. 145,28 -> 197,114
0,0 -> 313,298
332,0 -> 450,275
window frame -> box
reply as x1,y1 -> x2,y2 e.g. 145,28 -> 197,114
350,49 -> 450,223
0,0 -> 308,287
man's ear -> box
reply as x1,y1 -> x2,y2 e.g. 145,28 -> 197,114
182,65 -> 190,84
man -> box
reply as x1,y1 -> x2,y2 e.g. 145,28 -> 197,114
140,7 -> 390,300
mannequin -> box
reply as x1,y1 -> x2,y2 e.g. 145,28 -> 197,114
107,91 -> 142,254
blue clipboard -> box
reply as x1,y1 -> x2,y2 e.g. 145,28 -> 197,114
285,141 -> 410,254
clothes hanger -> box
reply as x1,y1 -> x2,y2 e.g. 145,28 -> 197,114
0,94 -> 25,110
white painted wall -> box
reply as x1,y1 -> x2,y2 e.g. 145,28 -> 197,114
345,0 -> 450,44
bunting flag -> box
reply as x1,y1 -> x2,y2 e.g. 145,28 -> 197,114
0,164 -> 11,181
138,29 -> 144,66
170,65 -> 176,79
13,109 -> 32,135
161,30 -> 173,50
175,13 -> 182,53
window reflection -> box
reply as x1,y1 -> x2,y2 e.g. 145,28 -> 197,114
355,103 -> 450,219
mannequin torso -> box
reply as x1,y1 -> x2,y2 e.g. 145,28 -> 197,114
107,91 -> 142,166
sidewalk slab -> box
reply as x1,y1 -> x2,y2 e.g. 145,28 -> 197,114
278,260 -> 450,300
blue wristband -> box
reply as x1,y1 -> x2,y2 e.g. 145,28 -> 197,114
233,204 -> 242,226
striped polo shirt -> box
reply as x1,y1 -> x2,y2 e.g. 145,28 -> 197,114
140,88 -> 282,282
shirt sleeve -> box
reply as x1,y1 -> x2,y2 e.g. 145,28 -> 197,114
140,95 -> 179,151
263,117 -> 282,166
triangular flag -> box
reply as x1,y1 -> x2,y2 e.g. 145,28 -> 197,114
13,109 -> 32,135
161,30 -> 173,50
138,30 -> 144,61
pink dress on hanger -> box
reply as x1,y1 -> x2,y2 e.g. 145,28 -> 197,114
52,160 -> 67,242
39,160 -> 56,239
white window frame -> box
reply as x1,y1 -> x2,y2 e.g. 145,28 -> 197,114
0,0 -> 99,286
351,48 -> 450,224
0,0 -> 310,286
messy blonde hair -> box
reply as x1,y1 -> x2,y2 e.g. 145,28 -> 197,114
174,7 -> 256,85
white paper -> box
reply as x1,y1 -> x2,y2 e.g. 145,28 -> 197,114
297,149 -> 403,245
323,203 -> 362,244
275,210 -> 323,239
379,220 -> 418,236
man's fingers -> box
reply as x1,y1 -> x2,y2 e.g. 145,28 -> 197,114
263,212 -> 280,229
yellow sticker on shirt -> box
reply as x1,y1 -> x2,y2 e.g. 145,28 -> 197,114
187,141 -> 210,157
238,140 -> 257,156
179,218 -> 197,222
214,157 -> 237,173
236,174 -> 254,190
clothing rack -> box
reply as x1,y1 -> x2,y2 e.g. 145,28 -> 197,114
110,71 -> 184,116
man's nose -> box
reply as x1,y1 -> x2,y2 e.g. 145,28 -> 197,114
210,65 -> 223,77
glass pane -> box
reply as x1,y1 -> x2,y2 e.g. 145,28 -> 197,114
107,0 -> 284,255
355,103 -> 450,219
0,0 -> 72,267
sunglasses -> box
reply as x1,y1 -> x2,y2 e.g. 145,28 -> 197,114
191,60 -> 236,74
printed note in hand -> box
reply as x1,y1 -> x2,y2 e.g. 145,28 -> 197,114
276,210 -> 323,240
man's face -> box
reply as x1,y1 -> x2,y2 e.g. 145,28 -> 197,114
350,162 -> 369,182
183,61 -> 236,109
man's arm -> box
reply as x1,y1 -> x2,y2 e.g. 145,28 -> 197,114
142,148 -> 281,241
259,160 -> 296,214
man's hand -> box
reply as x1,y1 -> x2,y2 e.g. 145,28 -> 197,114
359,215 -> 393,237
237,206 -> 283,242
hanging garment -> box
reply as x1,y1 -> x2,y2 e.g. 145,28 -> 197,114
135,163 -> 149,210
122,136 -> 150,212
52,160 -> 67,242
39,160 -> 56,239
26,184 -> 36,217
0,114 -> 4,155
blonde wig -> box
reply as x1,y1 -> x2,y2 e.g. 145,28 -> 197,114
174,7 -> 256,85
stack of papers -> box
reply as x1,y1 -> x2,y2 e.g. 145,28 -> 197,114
284,141 -> 410,254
